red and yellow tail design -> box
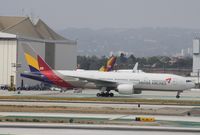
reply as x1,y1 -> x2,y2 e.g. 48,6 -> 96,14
99,56 -> 116,72
21,43 -> 73,88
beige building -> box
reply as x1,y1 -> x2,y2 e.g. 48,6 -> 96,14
0,16 -> 77,87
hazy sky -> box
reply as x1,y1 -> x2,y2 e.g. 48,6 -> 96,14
1,0 -> 200,30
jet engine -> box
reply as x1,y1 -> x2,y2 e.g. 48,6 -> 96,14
117,84 -> 142,95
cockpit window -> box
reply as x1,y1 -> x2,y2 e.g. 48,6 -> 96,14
186,80 -> 192,83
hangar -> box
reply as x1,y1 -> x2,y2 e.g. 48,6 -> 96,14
0,16 -> 77,87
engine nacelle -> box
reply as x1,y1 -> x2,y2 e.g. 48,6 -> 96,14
117,84 -> 142,95
117,84 -> 134,95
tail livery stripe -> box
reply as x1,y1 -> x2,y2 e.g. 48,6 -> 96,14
22,44 -> 74,88
37,55 -> 73,88
24,53 -> 40,72
99,56 -> 116,72
106,56 -> 116,71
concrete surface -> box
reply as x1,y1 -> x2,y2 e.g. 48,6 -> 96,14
0,122 -> 199,135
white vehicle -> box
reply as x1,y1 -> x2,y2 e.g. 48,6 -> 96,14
21,44 -> 195,98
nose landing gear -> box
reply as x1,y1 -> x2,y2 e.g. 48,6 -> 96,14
176,95 -> 180,99
176,91 -> 182,99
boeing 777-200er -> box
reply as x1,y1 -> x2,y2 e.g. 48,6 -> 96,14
21,44 -> 195,98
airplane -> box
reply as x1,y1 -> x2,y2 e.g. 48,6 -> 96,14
20,44 -> 195,98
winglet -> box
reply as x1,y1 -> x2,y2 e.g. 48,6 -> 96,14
133,62 -> 138,72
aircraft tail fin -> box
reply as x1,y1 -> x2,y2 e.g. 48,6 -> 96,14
21,43 -> 52,73
99,56 -> 116,71
106,56 -> 117,71
99,66 -> 106,71
21,43 -> 74,88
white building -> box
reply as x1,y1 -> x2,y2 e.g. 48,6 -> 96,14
0,16 -> 77,87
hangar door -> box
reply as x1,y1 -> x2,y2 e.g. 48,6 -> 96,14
45,42 -> 55,69
0,39 -> 17,86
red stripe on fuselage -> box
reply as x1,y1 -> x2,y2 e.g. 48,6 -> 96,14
37,55 -> 74,88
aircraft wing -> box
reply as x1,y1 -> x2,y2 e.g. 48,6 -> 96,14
63,75 -> 117,87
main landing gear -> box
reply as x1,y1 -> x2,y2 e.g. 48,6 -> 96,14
96,92 -> 114,97
96,87 -> 114,97
97,87 -> 114,97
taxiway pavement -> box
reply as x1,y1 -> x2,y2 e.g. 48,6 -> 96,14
0,122 -> 199,135
0,89 -> 200,100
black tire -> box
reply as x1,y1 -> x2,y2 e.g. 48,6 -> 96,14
97,93 -> 101,97
109,93 -> 114,97
176,95 -> 180,98
105,93 -> 109,97
101,93 -> 105,97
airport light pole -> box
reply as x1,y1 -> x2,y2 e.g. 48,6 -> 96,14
10,63 -> 21,91
198,69 -> 200,88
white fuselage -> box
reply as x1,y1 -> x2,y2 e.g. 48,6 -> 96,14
114,69 -> 144,73
57,70 -> 194,92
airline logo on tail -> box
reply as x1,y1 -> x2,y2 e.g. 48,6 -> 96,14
21,44 -> 74,88
99,56 -> 116,72
24,52 -> 40,73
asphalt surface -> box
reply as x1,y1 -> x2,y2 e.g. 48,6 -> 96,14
0,89 -> 200,100
0,100 -> 197,109
0,89 -> 199,134
0,112 -> 200,123
0,123 -> 199,135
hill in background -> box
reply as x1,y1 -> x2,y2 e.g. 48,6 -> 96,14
59,27 -> 199,57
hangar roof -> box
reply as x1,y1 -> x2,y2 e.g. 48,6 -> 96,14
0,16 -> 69,41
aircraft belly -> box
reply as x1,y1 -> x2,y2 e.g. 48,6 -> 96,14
63,80 -> 97,89
135,84 -> 178,91
84,83 -> 97,89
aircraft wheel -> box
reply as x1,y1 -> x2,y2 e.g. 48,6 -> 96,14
176,95 -> 180,99
109,93 -> 114,97
97,93 -> 101,97
101,92 -> 106,97
105,93 -> 109,97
